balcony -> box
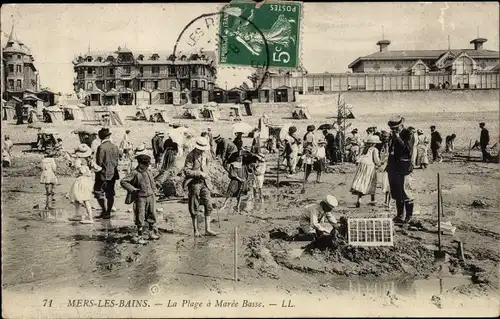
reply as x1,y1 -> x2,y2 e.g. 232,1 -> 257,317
7,87 -> 24,92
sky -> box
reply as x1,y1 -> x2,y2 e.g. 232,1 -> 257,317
1,2 -> 498,94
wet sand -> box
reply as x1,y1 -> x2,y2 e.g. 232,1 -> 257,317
2,103 -> 499,317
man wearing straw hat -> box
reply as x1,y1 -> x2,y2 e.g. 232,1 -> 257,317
386,116 -> 415,224
183,136 -> 217,237
94,128 -> 120,219
297,195 -> 340,240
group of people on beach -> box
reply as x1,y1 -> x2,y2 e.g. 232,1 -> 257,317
7,110 -> 494,243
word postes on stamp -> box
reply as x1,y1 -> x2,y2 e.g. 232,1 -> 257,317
219,0 -> 302,69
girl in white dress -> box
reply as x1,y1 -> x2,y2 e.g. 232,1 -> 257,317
69,144 -> 101,224
350,135 -> 382,208
40,151 -> 58,209
252,154 -> 267,203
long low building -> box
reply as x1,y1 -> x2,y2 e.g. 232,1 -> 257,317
251,37 -> 499,94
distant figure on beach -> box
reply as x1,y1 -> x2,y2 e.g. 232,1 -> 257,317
479,122 -> 492,162
2,135 -> 13,167
415,129 -> 430,169
445,134 -> 456,152
430,125 -> 443,163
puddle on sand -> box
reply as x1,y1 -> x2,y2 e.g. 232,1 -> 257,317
321,275 -> 472,298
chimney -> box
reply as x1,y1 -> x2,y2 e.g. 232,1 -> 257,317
377,40 -> 391,53
470,38 -> 487,50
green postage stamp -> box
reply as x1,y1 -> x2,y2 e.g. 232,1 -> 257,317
218,0 -> 302,69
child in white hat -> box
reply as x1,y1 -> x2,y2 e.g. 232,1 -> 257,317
69,144 -> 102,224
252,153 -> 267,203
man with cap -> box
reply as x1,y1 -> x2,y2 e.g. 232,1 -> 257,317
479,122 -> 492,162
151,131 -> 165,168
183,136 -> 217,237
387,116 -> 415,224
298,195 -> 340,240
120,154 -> 159,243
430,125 -> 443,163
213,134 -> 238,168
94,128 -> 120,219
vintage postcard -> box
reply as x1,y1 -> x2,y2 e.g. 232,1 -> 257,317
1,2 -> 499,318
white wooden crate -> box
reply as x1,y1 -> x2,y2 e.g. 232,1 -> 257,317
347,218 -> 394,247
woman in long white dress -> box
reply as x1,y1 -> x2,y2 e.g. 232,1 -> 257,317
415,129 -> 430,169
350,135 -> 382,207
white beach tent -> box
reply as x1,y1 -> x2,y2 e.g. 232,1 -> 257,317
64,104 -> 85,121
44,105 -> 64,123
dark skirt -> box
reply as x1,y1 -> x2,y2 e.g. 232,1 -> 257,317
313,158 -> 326,172
161,149 -> 177,171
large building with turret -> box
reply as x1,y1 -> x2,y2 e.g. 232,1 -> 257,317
72,47 -> 217,105
2,25 -> 39,101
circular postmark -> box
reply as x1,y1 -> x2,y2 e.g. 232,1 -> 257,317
172,6 -> 270,92
150,284 -> 160,295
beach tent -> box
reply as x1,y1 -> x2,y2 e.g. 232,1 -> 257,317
2,105 -> 15,121
44,105 -> 64,123
150,107 -> 169,122
64,104 -> 85,121
94,107 -> 124,126
136,89 -> 151,106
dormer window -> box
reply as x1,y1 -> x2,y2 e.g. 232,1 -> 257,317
78,56 -> 84,63
87,56 -> 93,62
96,57 -> 103,62
190,54 -> 200,61
107,55 -> 115,62
137,54 -> 144,61
151,53 -> 160,61
167,54 -> 176,61
180,55 -> 187,61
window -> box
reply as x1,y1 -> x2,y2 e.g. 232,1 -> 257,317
87,56 -> 93,62
16,65 -> 22,73
200,81 -> 206,89
97,68 -> 103,75
107,56 -> 115,62
87,82 -> 93,90
168,66 -> 176,75
455,56 -> 473,75
123,66 -> 131,74
96,57 -> 103,62
87,67 -> 94,75
200,66 -> 206,76
8,64 -> 13,72
16,80 -> 22,88
137,54 -> 144,61
151,53 -> 159,61
140,81 -> 144,89
8,79 -> 14,89
154,81 -> 159,89
17,54 -> 21,60
170,81 -> 177,89
139,67 -> 144,75
192,80 -> 198,88
108,68 -> 114,76
152,66 -> 160,75
124,81 -> 130,88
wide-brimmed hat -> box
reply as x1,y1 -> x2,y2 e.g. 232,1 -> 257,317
318,139 -> 327,145
194,137 -> 210,151
479,122 -> 485,127
136,154 -> 152,164
307,125 -> 315,132
213,134 -> 221,141
74,143 -> 92,158
417,129 -> 423,134
388,116 -> 405,129
98,128 -> 112,139
365,135 -> 381,144
134,144 -> 146,152
323,195 -> 339,208
158,131 -> 165,136
288,126 -> 297,134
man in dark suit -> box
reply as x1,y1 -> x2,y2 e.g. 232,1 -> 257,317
430,125 -> 443,163
151,131 -> 165,168
387,116 -> 415,224
94,128 -> 120,219
479,122 -> 492,162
